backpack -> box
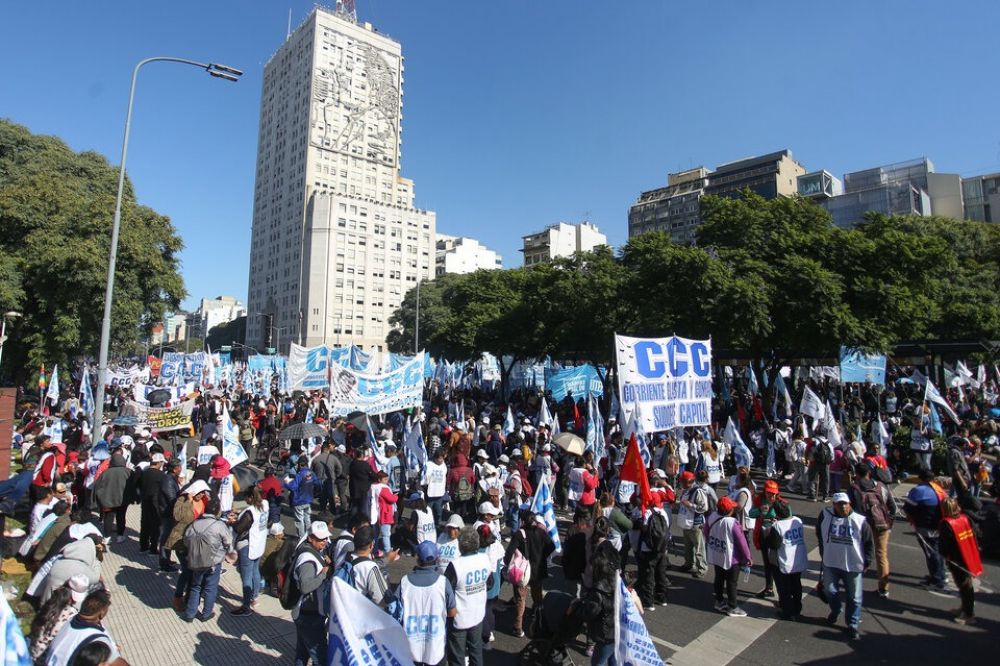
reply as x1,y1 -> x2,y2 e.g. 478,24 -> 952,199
854,482 -> 893,531
455,475 -> 474,502
506,531 -> 532,587
644,511 -> 670,551
812,442 -> 832,465
334,554 -> 371,588
279,544 -> 321,610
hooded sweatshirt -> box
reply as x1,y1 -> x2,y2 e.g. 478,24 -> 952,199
93,455 -> 130,510
40,537 -> 101,604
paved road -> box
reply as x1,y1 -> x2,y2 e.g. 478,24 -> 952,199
107,437 -> 996,665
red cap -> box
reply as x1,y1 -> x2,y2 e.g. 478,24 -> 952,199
717,497 -> 738,514
764,480 -> 780,494
679,471 -> 695,483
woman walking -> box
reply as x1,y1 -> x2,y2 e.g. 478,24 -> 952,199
231,485 -> 269,616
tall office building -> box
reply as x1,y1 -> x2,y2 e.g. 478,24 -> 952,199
962,172 -> 1000,222
246,4 -> 436,353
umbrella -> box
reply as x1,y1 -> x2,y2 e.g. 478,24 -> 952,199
277,421 -> 328,441
346,411 -> 368,430
553,432 -> 586,457
112,415 -> 138,426
232,463 -> 260,495
146,389 -> 171,406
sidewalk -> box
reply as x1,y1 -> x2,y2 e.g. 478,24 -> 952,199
100,507 -> 294,665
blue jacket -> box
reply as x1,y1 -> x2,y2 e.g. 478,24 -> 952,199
285,468 -> 316,506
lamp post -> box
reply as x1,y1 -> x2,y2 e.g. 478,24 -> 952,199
255,313 -> 276,351
93,57 -> 242,433
414,278 -> 420,354
0,311 -> 22,380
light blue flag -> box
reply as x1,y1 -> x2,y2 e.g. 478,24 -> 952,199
367,415 -> 389,471
503,405 -> 515,436
530,473 -> 562,553
615,574 -> 667,666
403,417 -> 426,473
747,366 -> 759,397
46,364 -> 60,407
927,403 -> 943,435
80,365 -> 95,421
774,373 -> 792,419
585,395 -> 597,452
593,394 -> 606,463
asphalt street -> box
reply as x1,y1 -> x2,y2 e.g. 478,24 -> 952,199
179,437 -> 998,665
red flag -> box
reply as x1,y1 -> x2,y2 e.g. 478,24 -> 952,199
619,433 -> 652,509
752,394 -> 765,422
573,402 -> 583,432
736,398 -> 747,430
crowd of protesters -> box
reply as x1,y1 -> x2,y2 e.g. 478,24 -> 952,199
5,363 -> 999,665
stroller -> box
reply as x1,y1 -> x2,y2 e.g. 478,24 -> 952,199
518,590 -> 579,666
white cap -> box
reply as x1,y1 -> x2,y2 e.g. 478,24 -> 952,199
522,417 -> 531,424
139,428 -> 151,438
268,523 -> 285,536
476,449 -> 489,459
482,463 -> 497,477
309,522 -> 332,540
445,514 -> 465,529
67,574 -> 90,606
151,453 -> 166,464
119,435 -> 134,448
335,444 -> 346,453
185,480 -> 210,496
482,417 -> 490,425
542,444 -> 551,452
499,454 -> 510,464
832,492 -> 851,504
478,502 -> 501,516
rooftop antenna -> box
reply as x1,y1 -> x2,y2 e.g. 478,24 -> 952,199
336,0 -> 357,23
286,8 -> 292,40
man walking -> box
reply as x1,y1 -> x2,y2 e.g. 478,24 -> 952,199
138,453 -> 166,555
903,468 -> 948,591
445,526 -> 492,666
181,498 -> 234,622
399,541 -> 457,666
848,464 -> 896,598
816,492 -> 874,640
676,471 -> 708,578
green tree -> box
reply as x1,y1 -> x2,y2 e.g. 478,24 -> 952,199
205,316 -> 247,352
0,119 -> 185,384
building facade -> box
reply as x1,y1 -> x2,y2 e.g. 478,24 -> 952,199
818,158 -> 962,228
192,296 -> 246,337
628,150 -> 805,243
962,172 -> 1000,222
435,234 -> 502,276
245,6 -> 435,353
521,222 -> 607,266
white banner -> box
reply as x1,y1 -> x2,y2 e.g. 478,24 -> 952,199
615,334 -> 712,432
614,574 -> 667,666
326,578 -> 414,666
799,386 -> 826,420
287,343 -> 354,391
127,399 -> 195,432
329,353 -> 426,416
108,366 -> 148,388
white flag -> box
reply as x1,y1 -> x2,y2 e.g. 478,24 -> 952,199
870,414 -> 891,457
46,364 -> 60,406
326,578 -> 414,666
799,386 -> 826,420
220,404 -> 248,467
539,397 -> 553,427
503,405 -> 515,436
822,401 -> 842,449
924,380 -> 960,424
614,573 -> 667,666
530,473 -> 562,552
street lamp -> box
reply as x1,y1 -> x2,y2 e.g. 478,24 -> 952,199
255,313 -> 279,352
0,311 -> 23,380
94,57 -> 242,433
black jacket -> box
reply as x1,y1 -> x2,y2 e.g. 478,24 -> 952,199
140,466 -> 166,503
578,578 -> 615,642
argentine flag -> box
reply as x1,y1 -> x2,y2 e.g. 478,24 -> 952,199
530,473 -> 562,553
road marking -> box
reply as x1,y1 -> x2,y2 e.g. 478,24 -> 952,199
650,635 -> 684,652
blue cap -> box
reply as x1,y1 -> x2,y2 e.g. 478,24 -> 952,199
416,540 -> 439,565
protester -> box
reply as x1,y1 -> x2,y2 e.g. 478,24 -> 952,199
848,463 -> 896,598
181,497 -> 234,622
816,492 -> 874,640
291,521 -> 332,666
43,588 -> 128,666
505,511 -> 554,637
939,497 -> 983,624
765,502 -> 807,620
93,452 -> 130,543
903,468 -> 949,591
285,458 -> 316,539
748,479 -> 785,598
231,485 -> 269,616
27,575 -> 89,664
399,540 -> 457,666
167,480 -> 210,613
706,496 -> 752,616
676,470 -> 709,578
445,526 -> 492,666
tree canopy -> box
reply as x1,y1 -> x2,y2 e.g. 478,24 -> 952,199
0,119 -> 185,383
388,191 -> 1000,383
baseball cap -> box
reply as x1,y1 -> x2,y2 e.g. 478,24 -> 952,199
832,492 -> 851,504
498,454 -> 510,464
335,444 -> 346,453
717,497 -> 737,513
268,523 -> 285,536
679,471 -> 695,483
764,480 -> 780,494
151,453 -> 166,464
482,417 -> 490,425
445,514 -> 465,530
67,574 -> 90,606
476,449 -> 489,459
185,480 -> 210,497
408,490 -> 425,502
652,469 -> 666,479
309,522 -> 332,541
416,540 -> 439,565
478,502 -> 501,516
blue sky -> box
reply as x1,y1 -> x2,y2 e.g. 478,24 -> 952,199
3,1 -> 999,311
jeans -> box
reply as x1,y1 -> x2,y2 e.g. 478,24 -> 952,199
808,464 -> 829,499
237,544 -> 262,608
294,612 -> 328,666
507,501 -> 521,533
293,503 -> 312,539
428,496 -> 446,526
447,621 -> 483,666
481,597 -> 496,642
158,519 -> 174,567
591,640 -> 617,666
916,528 -> 946,586
267,497 -> 282,527
184,563 -> 222,620
175,551 -> 191,602
823,566 -> 863,629
379,523 -> 392,554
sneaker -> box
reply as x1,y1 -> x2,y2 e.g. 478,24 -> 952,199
692,571 -> 704,579
199,612 -> 215,622
849,628 -> 861,640
160,563 -> 178,572
658,600 -> 668,607
953,613 -> 976,625
714,600 -> 729,613
727,606 -> 748,617
250,598 -> 260,609
181,615 -> 194,623
230,607 -> 252,617
755,588 -> 774,599
513,630 -> 525,638
826,611 -> 840,626
878,589 -> 889,599
488,632 -> 495,643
